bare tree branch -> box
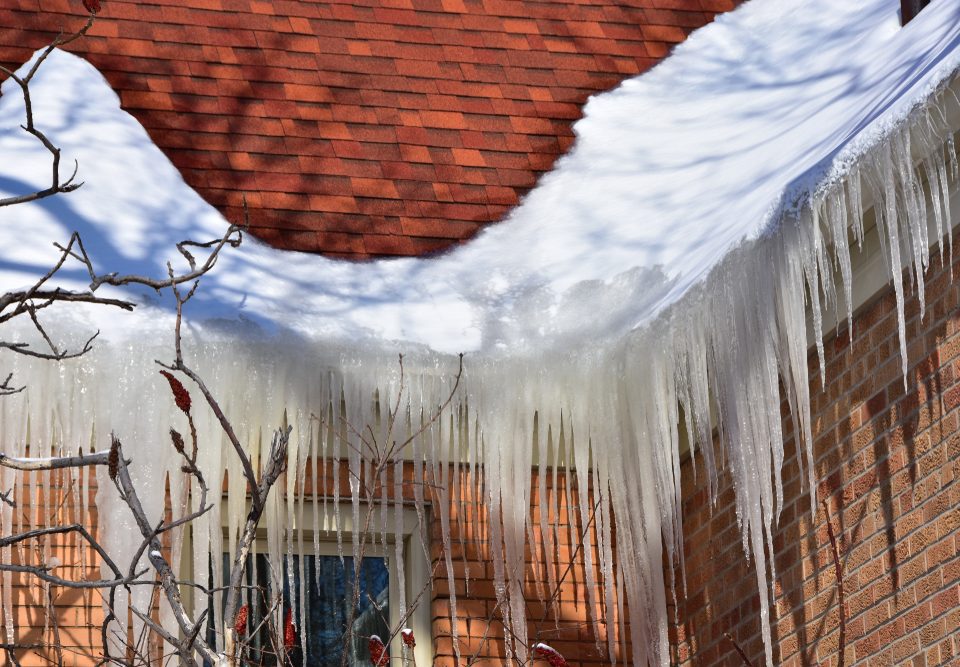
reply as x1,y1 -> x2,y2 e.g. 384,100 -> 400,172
0,523 -> 136,591
823,498 -> 847,667
0,14 -> 94,207
0,16 -> 95,208
724,632 -> 756,667
0,14 -> 256,667
0,372 -> 24,396
109,434 -> 218,667
221,425 -> 291,663
0,450 -> 109,471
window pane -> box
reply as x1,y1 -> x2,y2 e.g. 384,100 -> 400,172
306,555 -> 390,666
217,554 -> 390,667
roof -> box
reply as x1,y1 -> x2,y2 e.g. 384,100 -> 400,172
3,3 -> 959,666
2,0 -> 957,354
1,0 -> 737,258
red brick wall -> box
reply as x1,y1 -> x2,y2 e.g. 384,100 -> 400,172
673,227 -> 960,665
6,458 -> 615,666
5,471 -> 111,667
429,469 -> 625,666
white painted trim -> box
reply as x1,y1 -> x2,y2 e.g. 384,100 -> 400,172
180,501 -> 433,666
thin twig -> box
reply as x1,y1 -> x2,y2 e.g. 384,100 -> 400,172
0,16 -> 95,209
723,632 -> 756,667
110,435 -> 215,666
822,498 -> 846,667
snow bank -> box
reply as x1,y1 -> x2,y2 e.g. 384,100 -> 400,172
2,0 -> 959,664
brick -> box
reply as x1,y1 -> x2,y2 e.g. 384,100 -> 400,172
673,225 -> 960,666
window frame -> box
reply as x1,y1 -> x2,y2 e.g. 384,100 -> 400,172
180,501 -> 433,666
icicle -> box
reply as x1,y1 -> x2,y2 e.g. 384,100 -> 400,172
617,364 -> 666,667
436,378 -> 462,664
895,129 -> 927,318
529,413 -> 547,605
592,448 -> 616,663
393,456 -> 407,623
455,402 -> 469,595
942,141 -> 956,279
323,395 -> 334,534
296,408 -> 311,662
776,221 -> 817,504
266,455 -> 284,650
411,404 -> 427,563
379,461 -> 388,564
571,424 -> 602,651
923,157 -> 946,268
285,411 -> 298,632
69,445 -> 84,575
802,201 -> 828,387
312,411 -> 322,591
559,417 -> 581,614
334,389 -> 344,563
848,166 -> 866,249
881,141 -> 911,387
463,403 -> 478,595
374,390 -> 388,560
547,423 -> 561,622
0,389 -> 20,648
538,418 -> 558,619
483,418 -> 511,662
826,189 -> 854,336
349,389 -> 362,576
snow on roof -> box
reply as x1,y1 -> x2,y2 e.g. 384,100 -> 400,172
1,0 -> 957,357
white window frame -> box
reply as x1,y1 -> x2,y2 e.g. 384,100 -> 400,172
180,501 -> 433,666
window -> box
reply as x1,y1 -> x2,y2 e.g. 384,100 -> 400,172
187,502 -> 433,667
221,552 -> 392,666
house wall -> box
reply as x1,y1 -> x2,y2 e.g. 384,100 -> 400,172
428,470 -> 624,666
5,473 -> 122,667
672,225 -> 960,666
4,436 -> 620,666
8,226 -> 960,667
5,460 -> 615,666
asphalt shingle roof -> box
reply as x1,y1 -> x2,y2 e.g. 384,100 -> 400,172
2,0 -> 737,257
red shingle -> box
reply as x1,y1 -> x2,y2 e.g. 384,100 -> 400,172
2,0 -> 742,258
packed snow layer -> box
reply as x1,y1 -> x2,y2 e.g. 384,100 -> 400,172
2,0 -> 960,665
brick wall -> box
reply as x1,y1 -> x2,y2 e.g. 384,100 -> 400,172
673,226 -> 960,666
3,437 -> 616,665
5,469 -> 109,666
429,469 -> 624,666
6,456 -> 613,666
7,227 -> 960,666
